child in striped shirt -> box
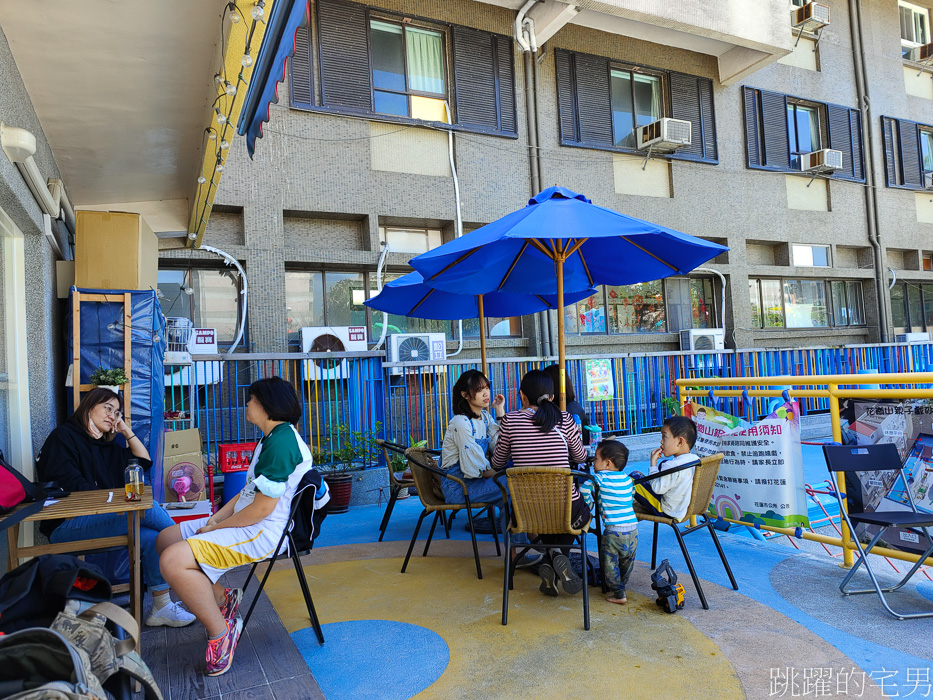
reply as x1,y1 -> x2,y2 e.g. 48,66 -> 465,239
581,439 -> 638,605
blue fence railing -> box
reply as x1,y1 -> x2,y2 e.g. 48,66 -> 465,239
163,342 -> 933,472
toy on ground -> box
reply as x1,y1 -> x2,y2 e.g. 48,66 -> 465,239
651,559 -> 686,614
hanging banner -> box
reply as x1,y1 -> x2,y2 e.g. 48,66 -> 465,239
684,401 -> 809,529
840,400 -> 933,555
584,359 -> 614,402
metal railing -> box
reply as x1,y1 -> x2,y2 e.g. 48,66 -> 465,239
163,341 -> 933,474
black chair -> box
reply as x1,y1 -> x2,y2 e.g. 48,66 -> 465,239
823,443 -> 933,620
401,448 -> 500,580
239,469 -> 329,643
375,439 -> 416,542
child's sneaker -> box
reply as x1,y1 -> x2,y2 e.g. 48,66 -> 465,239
551,554 -> 584,595
538,563 -> 559,596
206,618 -> 243,676
218,587 -> 243,621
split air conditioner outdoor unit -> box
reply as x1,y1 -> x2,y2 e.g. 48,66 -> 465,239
791,2 -> 830,31
387,333 -> 447,375
800,149 -> 843,174
680,329 -> 725,352
895,332 -> 931,344
906,42 -> 933,63
634,118 -> 691,153
300,325 -> 368,381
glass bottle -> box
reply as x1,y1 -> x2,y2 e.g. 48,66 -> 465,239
125,458 -> 144,502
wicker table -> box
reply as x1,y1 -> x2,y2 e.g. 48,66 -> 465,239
3,489 -> 152,630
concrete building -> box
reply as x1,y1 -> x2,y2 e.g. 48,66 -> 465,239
158,0 -> 933,364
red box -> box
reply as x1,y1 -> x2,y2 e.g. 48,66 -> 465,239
219,442 -> 258,473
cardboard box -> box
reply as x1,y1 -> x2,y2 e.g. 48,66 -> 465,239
161,429 -> 207,503
75,211 -> 158,291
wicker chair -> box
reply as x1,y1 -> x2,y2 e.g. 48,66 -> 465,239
375,439 -> 416,542
401,447 -> 501,579
493,467 -> 598,630
633,453 -> 738,610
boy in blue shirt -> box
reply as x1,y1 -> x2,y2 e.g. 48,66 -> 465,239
580,439 -> 637,604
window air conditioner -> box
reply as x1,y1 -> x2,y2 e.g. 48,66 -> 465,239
634,118 -> 691,153
300,326 -> 368,381
164,327 -> 224,387
679,329 -> 725,352
906,42 -> 933,63
895,332 -> 931,344
791,2 -> 830,31
799,149 -> 843,174
387,333 -> 447,376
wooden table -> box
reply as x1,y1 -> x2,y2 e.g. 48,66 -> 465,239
4,489 -> 152,630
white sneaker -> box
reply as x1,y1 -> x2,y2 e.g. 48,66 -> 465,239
146,600 -> 196,627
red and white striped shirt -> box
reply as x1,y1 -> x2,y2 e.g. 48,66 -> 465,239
491,408 -> 586,472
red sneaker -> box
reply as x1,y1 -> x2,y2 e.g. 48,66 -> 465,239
218,587 -> 243,621
206,618 -> 243,676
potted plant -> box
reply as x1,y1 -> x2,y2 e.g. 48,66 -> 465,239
89,367 -> 129,393
319,422 -> 381,513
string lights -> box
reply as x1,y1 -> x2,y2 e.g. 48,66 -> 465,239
189,1 -> 268,247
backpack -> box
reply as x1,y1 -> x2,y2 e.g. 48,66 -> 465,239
289,469 -> 329,552
0,451 -> 46,527
651,559 -> 686,614
0,555 -> 111,635
0,627 -> 107,700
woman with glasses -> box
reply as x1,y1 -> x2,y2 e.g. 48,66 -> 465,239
36,387 -> 195,628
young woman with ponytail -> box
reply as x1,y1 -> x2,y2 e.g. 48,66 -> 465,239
491,369 -> 589,597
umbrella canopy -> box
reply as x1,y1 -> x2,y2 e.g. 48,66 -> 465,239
409,186 -> 728,296
365,270 -> 596,372
364,271 -> 596,320
408,186 -> 730,408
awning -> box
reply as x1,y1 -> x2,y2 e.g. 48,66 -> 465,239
237,0 -> 309,158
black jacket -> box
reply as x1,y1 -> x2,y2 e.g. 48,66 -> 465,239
35,418 -> 152,536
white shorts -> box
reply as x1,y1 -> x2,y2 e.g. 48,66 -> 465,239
180,516 -> 285,583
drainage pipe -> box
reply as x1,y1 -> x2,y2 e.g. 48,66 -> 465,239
849,0 -> 888,341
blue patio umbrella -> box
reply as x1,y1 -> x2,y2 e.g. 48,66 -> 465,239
364,270 -> 596,373
409,186 -> 729,407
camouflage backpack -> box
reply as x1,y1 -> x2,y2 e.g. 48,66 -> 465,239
0,627 -> 106,699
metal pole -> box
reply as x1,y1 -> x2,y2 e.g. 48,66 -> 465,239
556,244 -> 566,411
478,294 -> 488,375
828,384 -> 854,568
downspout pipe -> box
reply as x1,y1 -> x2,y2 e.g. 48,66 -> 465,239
517,0 -> 550,356
849,0 -> 888,341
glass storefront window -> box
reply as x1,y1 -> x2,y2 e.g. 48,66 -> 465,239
575,290 -> 607,333
606,281 -> 665,334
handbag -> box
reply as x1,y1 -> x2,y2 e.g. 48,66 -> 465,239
0,450 -> 46,528
51,601 -> 163,700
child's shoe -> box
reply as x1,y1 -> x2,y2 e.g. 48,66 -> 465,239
206,618 -> 243,676
218,587 -> 243,621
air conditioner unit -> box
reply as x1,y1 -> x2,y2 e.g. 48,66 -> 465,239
680,329 -> 725,352
301,326 -> 368,381
387,333 -> 447,375
895,332 -> 931,344
906,42 -> 933,62
799,148 -> 843,174
164,327 -> 224,387
634,118 -> 691,153
791,2 -> 830,31
164,317 -> 193,366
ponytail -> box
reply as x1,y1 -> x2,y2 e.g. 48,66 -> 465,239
521,369 -> 561,434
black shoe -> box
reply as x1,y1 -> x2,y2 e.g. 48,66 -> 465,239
538,564 -> 559,596
552,554 -> 583,595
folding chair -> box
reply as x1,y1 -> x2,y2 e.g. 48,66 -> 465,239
375,439 -> 415,542
240,468 -> 329,643
494,467 -> 599,630
401,448 -> 500,580
632,453 -> 738,610
823,443 -> 933,619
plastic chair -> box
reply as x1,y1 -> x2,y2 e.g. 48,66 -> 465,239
493,467 -> 598,630
375,439 -> 416,542
632,453 -> 738,610
239,469 -> 329,644
401,448 -> 500,580
823,443 -> 933,619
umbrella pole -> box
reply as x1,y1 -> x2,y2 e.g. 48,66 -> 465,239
478,294 -> 488,375
556,249 -> 566,411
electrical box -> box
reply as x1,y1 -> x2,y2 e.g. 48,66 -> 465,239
75,211 -> 158,291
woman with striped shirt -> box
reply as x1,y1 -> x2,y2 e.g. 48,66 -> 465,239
491,369 -> 589,596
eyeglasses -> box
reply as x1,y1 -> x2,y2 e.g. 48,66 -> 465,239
102,406 -> 122,419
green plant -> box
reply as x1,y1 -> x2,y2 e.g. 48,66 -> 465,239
89,367 -> 129,386
389,435 -> 427,472
661,396 -> 681,417
323,422 -> 382,475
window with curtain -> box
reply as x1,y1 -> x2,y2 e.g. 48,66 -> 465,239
750,278 -> 864,329
900,1 -> 930,57
610,69 -> 662,148
921,129 -> 933,176
370,19 -> 446,120
379,226 -> 442,254
792,244 -> 830,267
